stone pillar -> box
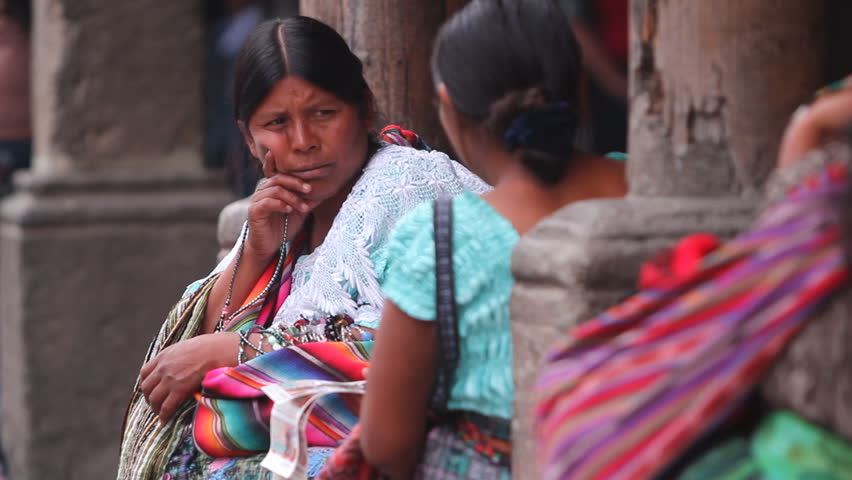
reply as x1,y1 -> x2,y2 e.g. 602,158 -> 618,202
510,1 -> 827,478
0,1 -> 232,479
301,0 -> 462,151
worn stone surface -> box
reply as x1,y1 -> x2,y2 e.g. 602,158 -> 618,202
31,0 -> 203,173
628,0 -> 825,197
762,287 -> 852,442
510,196 -> 754,480
0,172 -> 231,480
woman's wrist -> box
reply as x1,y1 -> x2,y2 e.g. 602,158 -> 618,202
779,110 -> 822,168
242,242 -> 280,268
210,332 -> 242,368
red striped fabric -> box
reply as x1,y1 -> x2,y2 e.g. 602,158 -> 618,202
535,163 -> 850,480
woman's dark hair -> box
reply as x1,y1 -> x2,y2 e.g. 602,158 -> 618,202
432,0 -> 583,185
2,0 -> 31,31
232,16 -> 375,132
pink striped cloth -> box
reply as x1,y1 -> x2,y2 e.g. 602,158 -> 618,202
535,162 -> 851,480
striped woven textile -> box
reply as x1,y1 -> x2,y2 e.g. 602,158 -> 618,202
193,341 -> 372,457
118,277 -> 219,480
534,162 -> 851,480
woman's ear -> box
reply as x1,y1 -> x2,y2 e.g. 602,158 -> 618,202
436,83 -> 453,110
435,83 -> 462,130
238,120 -> 260,159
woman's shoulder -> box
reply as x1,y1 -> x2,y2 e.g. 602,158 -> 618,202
390,192 -> 517,261
367,143 -> 453,169
382,192 -> 517,320
450,192 -> 519,260
453,191 -> 516,230
364,144 -> 490,194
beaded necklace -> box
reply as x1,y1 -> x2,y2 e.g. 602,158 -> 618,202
215,215 -> 290,332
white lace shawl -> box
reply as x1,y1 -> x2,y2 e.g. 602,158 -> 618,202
210,144 -> 490,330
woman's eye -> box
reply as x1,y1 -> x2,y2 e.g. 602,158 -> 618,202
316,109 -> 337,118
266,117 -> 286,127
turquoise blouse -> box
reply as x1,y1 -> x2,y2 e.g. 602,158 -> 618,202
381,191 -> 519,420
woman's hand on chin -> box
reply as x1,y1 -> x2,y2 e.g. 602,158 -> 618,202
246,152 -> 322,262
139,332 -> 239,424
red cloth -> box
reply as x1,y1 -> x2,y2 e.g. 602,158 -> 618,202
639,233 -> 721,289
593,0 -> 629,65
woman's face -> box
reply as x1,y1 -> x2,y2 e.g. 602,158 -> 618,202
243,76 -> 371,203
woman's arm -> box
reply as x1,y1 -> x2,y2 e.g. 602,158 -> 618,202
360,301 -> 438,479
778,76 -> 852,168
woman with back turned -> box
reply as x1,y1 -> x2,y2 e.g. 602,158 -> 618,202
359,1 -> 627,477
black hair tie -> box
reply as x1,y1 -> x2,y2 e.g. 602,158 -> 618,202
504,102 -> 579,155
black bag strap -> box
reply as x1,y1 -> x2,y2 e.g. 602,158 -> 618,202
431,196 -> 460,413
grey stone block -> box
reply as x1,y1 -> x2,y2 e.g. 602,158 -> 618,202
0,171 -> 231,480
32,0 -> 204,172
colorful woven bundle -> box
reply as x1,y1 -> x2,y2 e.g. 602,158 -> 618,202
193,340 -> 372,457
535,163 -> 851,480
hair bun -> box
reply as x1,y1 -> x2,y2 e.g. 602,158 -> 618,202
504,102 -> 578,154
483,87 -> 548,135
483,88 -> 578,185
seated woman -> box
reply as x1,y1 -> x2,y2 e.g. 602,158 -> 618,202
535,78 -> 852,480
358,1 -> 628,478
117,16 -> 487,480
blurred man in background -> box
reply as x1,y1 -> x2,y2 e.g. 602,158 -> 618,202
559,0 -> 628,154
0,0 -> 31,196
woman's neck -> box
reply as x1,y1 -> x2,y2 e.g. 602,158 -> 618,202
484,152 -> 627,236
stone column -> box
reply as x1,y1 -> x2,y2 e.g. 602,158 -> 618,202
510,1 -> 827,478
0,1 -> 232,479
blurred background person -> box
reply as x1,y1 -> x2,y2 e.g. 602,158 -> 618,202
559,0 -> 628,155
0,0 -> 31,196
0,0 -> 29,472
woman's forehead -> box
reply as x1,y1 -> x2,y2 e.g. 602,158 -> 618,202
258,76 -> 340,110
